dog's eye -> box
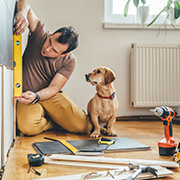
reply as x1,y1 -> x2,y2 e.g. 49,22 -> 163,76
97,70 -> 101,74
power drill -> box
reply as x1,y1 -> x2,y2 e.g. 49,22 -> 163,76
150,106 -> 178,156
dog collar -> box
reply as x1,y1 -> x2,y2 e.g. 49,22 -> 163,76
97,92 -> 115,100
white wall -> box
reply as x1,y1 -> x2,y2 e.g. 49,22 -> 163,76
0,0 -> 16,168
0,66 -> 2,167
0,66 -> 14,167
2,67 -> 14,165
25,0 -> 180,116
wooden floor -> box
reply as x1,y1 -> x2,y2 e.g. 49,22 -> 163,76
2,120 -> 180,180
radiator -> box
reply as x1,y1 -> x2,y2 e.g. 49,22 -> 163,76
131,43 -> 180,107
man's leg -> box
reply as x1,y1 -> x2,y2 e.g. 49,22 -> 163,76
16,102 -> 53,135
40,92 -> 92,133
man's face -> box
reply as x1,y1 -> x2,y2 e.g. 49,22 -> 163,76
41,32 -> 69,58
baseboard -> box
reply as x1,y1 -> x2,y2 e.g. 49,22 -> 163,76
116,115 -> 180,123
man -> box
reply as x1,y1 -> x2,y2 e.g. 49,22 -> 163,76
15,0 -> 92,135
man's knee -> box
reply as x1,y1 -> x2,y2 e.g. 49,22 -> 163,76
16,102 -> 47,135
17,120 -> 39,135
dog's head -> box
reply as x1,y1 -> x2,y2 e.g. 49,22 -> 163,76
85,67 -> 116,86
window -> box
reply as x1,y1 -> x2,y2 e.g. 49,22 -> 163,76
104,0 -> 180,29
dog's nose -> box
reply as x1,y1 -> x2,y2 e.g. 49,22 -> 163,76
85,74 -> 90,82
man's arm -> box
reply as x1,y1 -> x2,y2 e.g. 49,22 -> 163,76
16,73 -> 68,104
38,73 -> 68,101
14,0 -> 39,35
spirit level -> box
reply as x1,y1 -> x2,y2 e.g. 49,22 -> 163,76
13,34 -> 22,97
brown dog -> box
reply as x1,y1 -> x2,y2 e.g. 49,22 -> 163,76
85,67 -> 119,138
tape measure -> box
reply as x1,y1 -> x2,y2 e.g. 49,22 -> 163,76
27,154 -> 44,176
98,137 -> 115,146
13,34 -> 22,97
95,137 -> 115,150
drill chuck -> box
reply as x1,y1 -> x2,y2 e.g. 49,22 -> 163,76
150,106 -> 178,118
150,107 -> 164,117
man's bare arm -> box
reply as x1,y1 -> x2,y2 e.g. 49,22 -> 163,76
37,73 -> 68,101
15,0 -> 39,35
16,73 -> 68,104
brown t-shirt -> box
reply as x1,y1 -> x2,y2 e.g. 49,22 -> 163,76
22,20 -> 76,92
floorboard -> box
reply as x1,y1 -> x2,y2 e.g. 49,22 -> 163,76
2,120 -> 180,180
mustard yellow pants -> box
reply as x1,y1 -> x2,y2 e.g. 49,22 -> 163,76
17,92 -> 92,135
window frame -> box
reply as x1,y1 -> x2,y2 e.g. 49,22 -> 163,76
104,0 -> 180,29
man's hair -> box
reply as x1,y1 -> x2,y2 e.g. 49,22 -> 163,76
53,26 -> 79,54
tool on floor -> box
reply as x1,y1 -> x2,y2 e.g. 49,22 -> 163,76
173,142 -> 180,164
44,137 -> 104,156
27,153 -> 44,176
32,137 -> 150,155
13,34 -> 22,97
95,137 -> 115,150
126,163 -> 158,180
150,106 -> 178,156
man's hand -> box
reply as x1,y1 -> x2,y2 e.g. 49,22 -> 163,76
15,0 -> 39,34
16,91 -> 36,104
14,12 -> 29,35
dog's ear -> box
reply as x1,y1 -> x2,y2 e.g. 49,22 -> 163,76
104,69 -> 116,85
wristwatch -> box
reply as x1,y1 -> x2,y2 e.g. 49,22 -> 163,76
31,92 -> 40,104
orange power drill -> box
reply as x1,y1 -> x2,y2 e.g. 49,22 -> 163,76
151,106 -> 178,156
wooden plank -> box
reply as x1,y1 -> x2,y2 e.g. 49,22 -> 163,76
49,154 -> 179,168
45,156 -> 127,169
36,166 -> 173,180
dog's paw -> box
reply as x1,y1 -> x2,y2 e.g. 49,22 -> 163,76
90,131 -> 100,138
107,130 -> 117,137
